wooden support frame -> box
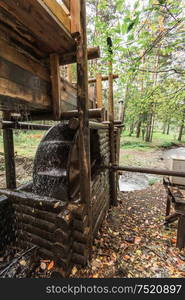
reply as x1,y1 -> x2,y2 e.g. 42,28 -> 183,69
107,38 -> 118,207
76,0 -> 92,258
96,73 -> 103,108
2,112 -> 16,189
50,54 -> 61,120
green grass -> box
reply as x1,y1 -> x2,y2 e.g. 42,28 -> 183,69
121,130 -> 185,151
0,131 -> 45,158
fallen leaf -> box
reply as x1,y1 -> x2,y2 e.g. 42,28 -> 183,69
54,202 -> 60,208
123,255 -> 130,261
135,237 -> 142,244
71,266 -> 78,275
171,238 -> 177,244
48,260 -> 55,271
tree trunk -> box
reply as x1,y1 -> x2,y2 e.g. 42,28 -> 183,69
167,123 -> 170,135
136,119 -> 142,138
178,123 -> 184,141
163,122 -> 166,134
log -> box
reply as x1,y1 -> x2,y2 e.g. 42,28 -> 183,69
13,203 -> 57,224
72,253 -> 87,266
17,223 -> 55,243
73,241 -> 87,256
0,189 -> 67,212
73,216 -> 88,232
73,227 -> 90,244
15,212 -> 56,233
54,229 -> 71,244
53,242 -> 72,259
50,54 -> 61,120
88,74 -> 119,84
3,112 -> 16,189
67,203 -> 87,220
18,231 -> 53,250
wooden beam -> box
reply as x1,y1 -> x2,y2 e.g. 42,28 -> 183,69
0,0 -> 75,54
88,74 -> 118,84
41,0 -> 71,32
0,38 -> 50,82
76,0 -> 92,257
107,37 -> 118,206
59,46 -> 100,65
96,73 -> 103,108
70,0 -> 81,34
3,112 -> 16,189
50,54 -> 61,120
63,0 -> 70,10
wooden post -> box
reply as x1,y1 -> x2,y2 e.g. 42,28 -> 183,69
76,0 -> 92,257
107,37 -> 117,206
67,64 -> 73,83
96,73 -> 103,108
3,112 -> 16,189
50,54 -> 61,120
70,0 -> 81,34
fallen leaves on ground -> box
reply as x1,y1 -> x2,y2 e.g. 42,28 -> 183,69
70,183 -> 185,278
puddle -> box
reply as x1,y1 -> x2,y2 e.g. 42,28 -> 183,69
119,147 -> 185,192
119,173 -> 159,192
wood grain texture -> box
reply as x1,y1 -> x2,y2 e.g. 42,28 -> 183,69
0,0 -> 75,54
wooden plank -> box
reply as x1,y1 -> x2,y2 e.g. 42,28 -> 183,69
63,0 -> 70,10
59,46 -> 100,65
0,78 -> 51,111
0,18 -> 45,59
41,0 -> 71,32
96,73 -> 103,108
76,0 -> 92,260
108,38 -> 118,206
0,0 -> 75,54
0,38 -> 50,82
3,112 -> 16,189
70,0 -> 81,34
89,74 -> 118,84
50,54 -> 62,119
0,57 -> 51,111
